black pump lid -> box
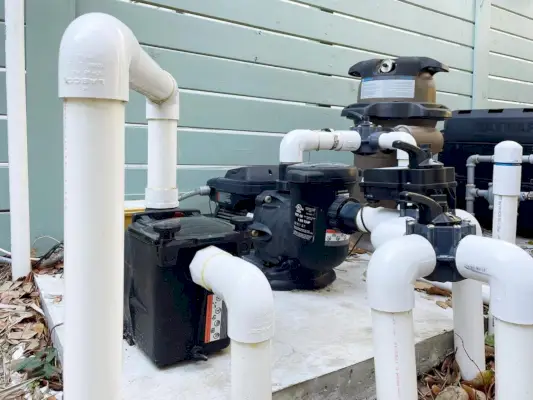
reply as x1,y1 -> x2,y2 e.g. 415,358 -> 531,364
129,214 -> 237,243
286,162 -> 358,184
348,57 -> 449,79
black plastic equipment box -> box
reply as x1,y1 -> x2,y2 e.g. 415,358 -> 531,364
123,208 -> 252,367
441,108 -> 533,236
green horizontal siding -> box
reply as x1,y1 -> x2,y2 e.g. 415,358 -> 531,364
294,0 -> 474,46
0,119 -> 7,163
84,1 -> 473,76
143,46 -> 358,106
126,126 -> 354,166
126,89 -> 470,131
0,167 -> 9,210
0,213 -> 10,249
126,90 -> 352,132
117,0 -> 473,71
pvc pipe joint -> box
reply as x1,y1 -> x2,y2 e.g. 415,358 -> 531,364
457,235 -> 533,325
367,234 -> 437,313
59,12 -> 175,103
190,246 -> 274,343
493,141 -> 522,196
279,129 -> 361,164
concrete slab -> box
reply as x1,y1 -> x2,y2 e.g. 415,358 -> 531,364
35,253 -> 456,399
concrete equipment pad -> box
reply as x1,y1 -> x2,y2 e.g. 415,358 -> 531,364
35,253 -> 455,400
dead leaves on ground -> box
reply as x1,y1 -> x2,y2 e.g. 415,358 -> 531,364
0,278 -> 62,399
419,346 -> 496,400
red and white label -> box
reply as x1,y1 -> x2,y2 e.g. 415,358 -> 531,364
325,229 -> 350,246
204,294 -> 224,343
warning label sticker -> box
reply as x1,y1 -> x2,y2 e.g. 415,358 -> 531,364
324,229 -> 350,247
360,77 -> 415,100
204,294 -> 228,344
293,203 -> 317,242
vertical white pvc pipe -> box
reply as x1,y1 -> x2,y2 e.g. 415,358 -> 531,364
5,0 -> 31,279
489,141 -> 522,334
494,319 -> 533,399
372,310 -> 417,400
452,280 -> 485,380
63,99 -> 125,400
231,340 -> 272,400
145,94 -> 179,209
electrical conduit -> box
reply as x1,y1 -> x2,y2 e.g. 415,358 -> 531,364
367,234 -> 437,400
190,246 -> 274,400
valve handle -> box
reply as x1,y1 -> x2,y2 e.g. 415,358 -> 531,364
398,191 -> 443,224
391,140 -> 429,169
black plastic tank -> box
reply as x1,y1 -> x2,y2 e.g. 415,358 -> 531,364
123,208 -> 252,367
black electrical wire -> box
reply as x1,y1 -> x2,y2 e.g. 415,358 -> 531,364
33,240 -> 64,268
348,232 -> 365,257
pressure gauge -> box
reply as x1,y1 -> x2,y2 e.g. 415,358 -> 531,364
379,59 -> 395,73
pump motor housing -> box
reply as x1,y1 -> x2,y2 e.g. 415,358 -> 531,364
123,208 -> 251,367
207,162 -> 361,291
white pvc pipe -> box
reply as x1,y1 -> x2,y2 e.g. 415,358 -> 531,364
372,310 -> 417,399
456,235 -> 533,400
489,141 -> 522,334
420,279 -> 491,305
370,216 -> 412,249
279,129 -> 361,163
377,130 -> 417,167
355,206 -> 400,234
190,246 -> 274,400
5,0 -> 31,279
367,234 -> 437,400
59,12 -> 180,399
63,99 -> 125,399
231,340 -> 272,400
145,93 -> 179,209
451,279 -> 485,380
494,319 -> 533,399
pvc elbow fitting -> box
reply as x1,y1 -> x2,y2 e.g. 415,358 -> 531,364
456,235 -> 533,325
190,246 -> 275,343
367,235 -> 437,313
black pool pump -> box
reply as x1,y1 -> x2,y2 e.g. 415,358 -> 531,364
208,162 -> 362,291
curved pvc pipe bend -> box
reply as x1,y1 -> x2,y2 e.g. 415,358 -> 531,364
367,234 -> 437,313
355,206 -> 400,233
456,235 -> 533,325
279,129 -> 361,163
59,12 -> 175,103
190,246 -> 275,343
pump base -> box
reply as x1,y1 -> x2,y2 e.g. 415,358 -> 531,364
244,255 -> 337,291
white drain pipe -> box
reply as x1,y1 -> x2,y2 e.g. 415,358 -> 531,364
488,141 -> 522,335
367,234 -> 437,400
5,0 -> 31,279
190,246 -> 274,400
59,13 -> 178,400
456,235 -> 533,400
